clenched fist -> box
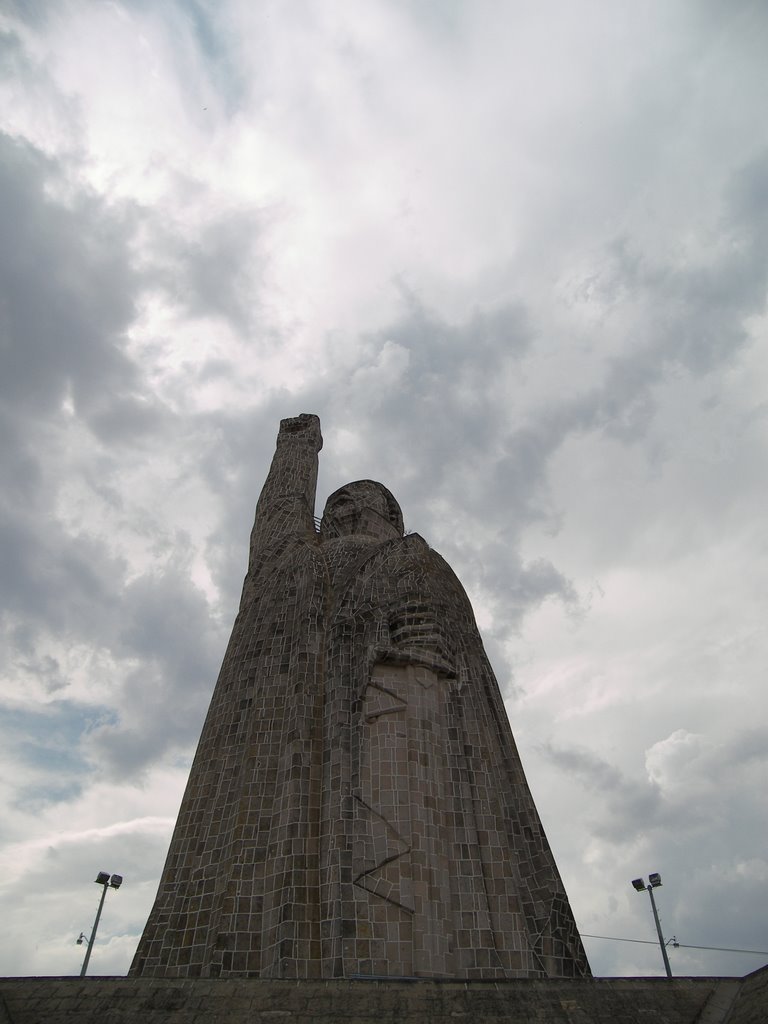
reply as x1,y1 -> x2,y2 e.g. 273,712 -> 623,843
278,413 -> 323,451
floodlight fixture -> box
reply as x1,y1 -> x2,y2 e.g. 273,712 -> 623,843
630,872 -> 672,978
79,870 -> 123,976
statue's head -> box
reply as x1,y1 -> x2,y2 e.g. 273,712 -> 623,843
320,480 -> 404,542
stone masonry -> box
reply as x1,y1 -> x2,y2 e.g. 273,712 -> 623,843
129,414 -> 590,980
3,970 -> 768,1024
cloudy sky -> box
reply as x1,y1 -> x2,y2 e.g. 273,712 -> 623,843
1,0 -> 767,980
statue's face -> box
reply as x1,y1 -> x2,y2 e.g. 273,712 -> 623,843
321,482 -> 402,541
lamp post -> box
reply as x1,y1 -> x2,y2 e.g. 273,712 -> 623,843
79,872 -> 123,977
631,872 -> 672,978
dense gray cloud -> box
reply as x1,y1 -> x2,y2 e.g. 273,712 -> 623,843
0,128 -> 235,778
0,136 -> 141,422
87,566 -> 226,775
149,204 -> 271,333
0,0 -> 766,982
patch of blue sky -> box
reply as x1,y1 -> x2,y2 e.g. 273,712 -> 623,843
123,0 -> 247,114
2,702 -> 117,811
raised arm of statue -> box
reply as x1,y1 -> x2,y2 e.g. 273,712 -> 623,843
247,414 -> 323,573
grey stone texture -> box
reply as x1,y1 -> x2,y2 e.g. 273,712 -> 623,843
130,414 -> 589,980
2,971 -> 767,1024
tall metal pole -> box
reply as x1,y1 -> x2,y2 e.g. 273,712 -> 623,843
647,885 -> 673,978
79,882 -> 108,977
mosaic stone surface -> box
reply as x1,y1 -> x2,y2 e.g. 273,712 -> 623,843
130,414 -> 590,980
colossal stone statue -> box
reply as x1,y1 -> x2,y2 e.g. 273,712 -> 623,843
130,414 -> 590,980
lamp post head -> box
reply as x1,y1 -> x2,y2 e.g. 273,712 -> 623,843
648,872 -> 662,888
631,878 -> 647,892
94,870 -> 123,887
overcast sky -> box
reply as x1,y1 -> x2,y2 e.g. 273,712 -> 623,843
1,0 -> 767,981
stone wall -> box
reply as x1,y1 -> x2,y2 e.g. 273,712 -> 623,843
2,970 -> 766,1024
728,962 -> 768,1024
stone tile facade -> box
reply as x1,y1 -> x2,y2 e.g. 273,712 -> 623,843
130,414 -> 590,979
3,973 -> 765,1024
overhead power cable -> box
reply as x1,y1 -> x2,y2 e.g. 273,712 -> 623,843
671,942 -> 768,956
582,933 -> 659,947
582,933 -> 768,956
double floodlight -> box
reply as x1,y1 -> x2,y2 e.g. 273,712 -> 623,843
94,871 -> 123,889
631,872 -> 662,892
